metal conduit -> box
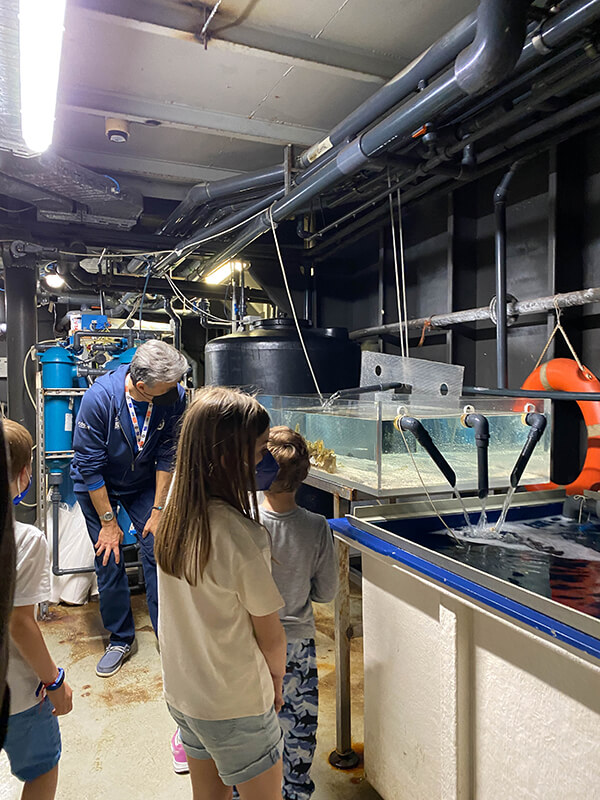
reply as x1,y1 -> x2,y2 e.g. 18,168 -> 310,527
349,287 -> 600,340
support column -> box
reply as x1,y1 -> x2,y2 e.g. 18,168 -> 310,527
329,492 -> 359,769
4,248 -> 38,522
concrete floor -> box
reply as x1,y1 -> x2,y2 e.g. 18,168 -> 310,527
1,588 -> 380,800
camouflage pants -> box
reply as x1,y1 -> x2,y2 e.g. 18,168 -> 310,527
280,638 -> 318,800
233,638 -> 318,800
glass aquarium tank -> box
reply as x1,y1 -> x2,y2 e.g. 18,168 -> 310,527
259,393 -> 552,496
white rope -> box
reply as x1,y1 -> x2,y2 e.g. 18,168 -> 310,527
534,301 -> 586,372
200,0 -> 223,38
268,207 -> 323,403
388,175 -> 405,357
164,273 -> 231,324
394,417 -> 462,546
23,346 -> 36,408
153,205 -> 269,275
397,188 -> 409,357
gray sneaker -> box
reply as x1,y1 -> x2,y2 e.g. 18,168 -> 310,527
96,642 -> 135,677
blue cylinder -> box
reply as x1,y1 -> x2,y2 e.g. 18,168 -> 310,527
105,345 -> 137,372
40,347 -> 77,458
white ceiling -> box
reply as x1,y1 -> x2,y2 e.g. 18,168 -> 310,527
53,0 -> 478,201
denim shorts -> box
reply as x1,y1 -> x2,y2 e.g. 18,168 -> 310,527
3,698 -> 62,782
168,703 -> 283,786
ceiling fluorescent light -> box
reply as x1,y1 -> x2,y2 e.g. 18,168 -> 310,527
204,261 -> 244,285
19,0 -> 67,153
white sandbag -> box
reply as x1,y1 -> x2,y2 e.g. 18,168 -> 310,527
46,501 -> 98,605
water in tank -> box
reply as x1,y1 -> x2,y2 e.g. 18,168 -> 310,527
260,393 -> 552,496
205,318 -> 361,395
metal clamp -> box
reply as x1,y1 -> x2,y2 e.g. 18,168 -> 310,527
489,293 -> 519,327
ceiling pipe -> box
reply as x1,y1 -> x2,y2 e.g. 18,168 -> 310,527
298,11 -> 479,168
156,9 -> 482,243
146,4 -> 481,271
313,84 -> 600,260
308,46 -> 600,253
156,164 -> 286,236
182,0 -> 532,276
494,159 -> 526,390
55,258 -> 268,303
157,186 -> 286,278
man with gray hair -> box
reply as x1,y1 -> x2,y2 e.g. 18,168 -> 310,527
71,340 -> 188,677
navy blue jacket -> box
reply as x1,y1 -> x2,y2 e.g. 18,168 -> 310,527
71,364 -> 186,494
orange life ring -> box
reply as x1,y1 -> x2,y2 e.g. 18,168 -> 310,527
521,358 -> 600,495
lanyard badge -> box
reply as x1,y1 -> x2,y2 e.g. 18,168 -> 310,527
125,387 -> 153,451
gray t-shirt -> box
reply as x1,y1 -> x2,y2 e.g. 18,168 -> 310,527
260,505 -> 338,640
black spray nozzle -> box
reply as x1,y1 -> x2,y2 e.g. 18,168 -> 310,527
510,411 -> 547,489
396,415 -> 456,489
462,412 -> 490,500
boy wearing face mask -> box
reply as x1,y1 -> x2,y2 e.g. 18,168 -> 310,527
71,339 -> 188,677
3,420 -> 73,800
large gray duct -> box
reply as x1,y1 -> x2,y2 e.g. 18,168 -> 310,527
0,151 -> 143,229
0,0 -> 27,156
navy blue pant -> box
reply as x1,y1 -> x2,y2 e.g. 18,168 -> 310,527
76,486 -> 158,646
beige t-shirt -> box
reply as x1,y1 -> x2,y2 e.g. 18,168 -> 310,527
8,522 -> 51,715
158,499 -> 284,721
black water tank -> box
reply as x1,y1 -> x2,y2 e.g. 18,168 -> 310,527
205,318 -> 360,395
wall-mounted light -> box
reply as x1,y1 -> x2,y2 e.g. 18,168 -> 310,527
204,260 -> 246,285
19,0 -> 67,153
43,263 -> 65,289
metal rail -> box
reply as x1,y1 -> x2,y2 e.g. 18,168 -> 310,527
350,286 -> 600,339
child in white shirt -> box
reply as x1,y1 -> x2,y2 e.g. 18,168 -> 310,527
2,420 -> 73,800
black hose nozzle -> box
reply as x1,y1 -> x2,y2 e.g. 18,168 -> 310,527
510,412 -> 547,489
462,412 -> 490,500
397,415 -> 456,489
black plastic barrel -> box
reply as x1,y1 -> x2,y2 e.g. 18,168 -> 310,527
205,318 -> 360,395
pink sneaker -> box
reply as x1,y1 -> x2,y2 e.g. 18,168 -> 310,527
171,729 -> 189,774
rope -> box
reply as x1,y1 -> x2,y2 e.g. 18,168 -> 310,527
397,188 -> 409,357
418,318 -> 432,348
388,174 -> 405,357
534,301 -> 587,374
393,415 -> 462,546
268,207 -> 323,403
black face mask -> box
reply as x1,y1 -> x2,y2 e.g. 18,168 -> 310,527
151,386 -> 180,406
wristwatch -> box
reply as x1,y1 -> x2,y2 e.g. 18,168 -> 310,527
100,510 -> 115,522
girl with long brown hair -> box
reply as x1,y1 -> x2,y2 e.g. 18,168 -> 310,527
156,387 -> 286,800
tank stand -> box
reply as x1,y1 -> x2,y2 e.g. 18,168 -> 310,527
331,491 -> 360,771
328,748 -> 360,770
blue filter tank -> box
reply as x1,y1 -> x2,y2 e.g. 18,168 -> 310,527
105,345 -> 137,372
40,347 -> 77,457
